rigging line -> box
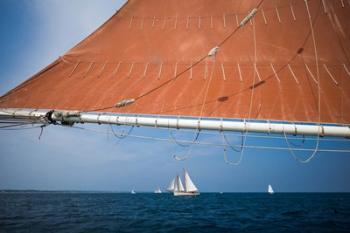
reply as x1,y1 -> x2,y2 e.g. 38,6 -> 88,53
0,119 -> 46,125
69,125 -> 350,153
86,1 -> 318,115
109,124 -> 134,139
0,125 -> 45,131
169,130 -> 199,147
225,2 -> 321,95
222,131 -> 243,152
223,16 -> 259,166
154,126 -> 349,142
172,130 -> 200,160
175,53 -> 218,159
0,122 -> 39,129
173,144 -> 194,161
284,0 -> 321,164
171,54 -> 218,159
164,63 -> 200,147
171,57 -> 217,159
222,133 -> 243,165
38,124 -> 47,140
288,134 -> 306,147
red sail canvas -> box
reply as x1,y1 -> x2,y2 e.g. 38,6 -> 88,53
0,0 -> 349,125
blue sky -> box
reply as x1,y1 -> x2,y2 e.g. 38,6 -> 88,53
0,0 -> 350,192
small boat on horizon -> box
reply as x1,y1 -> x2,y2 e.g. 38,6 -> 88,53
268,184 -> 274,194
154,187 -> 162,194
167,169 -> 199,196
131,189 -> 136,194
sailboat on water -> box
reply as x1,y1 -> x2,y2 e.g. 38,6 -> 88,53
154,187 -> 162,194
268,185 -> 274,194
168,169 -> 199,196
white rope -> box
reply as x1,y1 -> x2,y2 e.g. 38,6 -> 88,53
222,131 -> 243,152
68,125 -> 350,153
223,17 -> 259,165
173,145 -> 194,161
221,132 -> 244,165
284,0 -> 321,164
171,50 -> 218,161
147,126 -> 349,142
109,124 -> 134,139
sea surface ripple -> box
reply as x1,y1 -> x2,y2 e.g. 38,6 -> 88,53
0,192 -> 349,233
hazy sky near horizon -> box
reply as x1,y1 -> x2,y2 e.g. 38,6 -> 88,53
0,0 -> 350,192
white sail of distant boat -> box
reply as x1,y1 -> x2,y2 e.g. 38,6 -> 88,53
268,185 -> 274,194
172,169 -> 199,196
184,170 -> 198,193
174,175 -> 185,192
131,189 -> 136,194
167,178 -> 175,192
154,187 -> 162,194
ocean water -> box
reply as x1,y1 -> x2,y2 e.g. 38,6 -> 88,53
0,192 -> 349,233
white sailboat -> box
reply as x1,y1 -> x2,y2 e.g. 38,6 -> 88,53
167,178 -> 175,192
131,189 -> 136,194
154,187 -> 162,193
172,169 -> 199,196
268,185 -> 274,194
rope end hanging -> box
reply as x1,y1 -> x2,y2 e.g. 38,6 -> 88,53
38,124 -> 46,140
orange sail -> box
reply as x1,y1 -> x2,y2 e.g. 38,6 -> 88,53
0,0 -> 350,125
